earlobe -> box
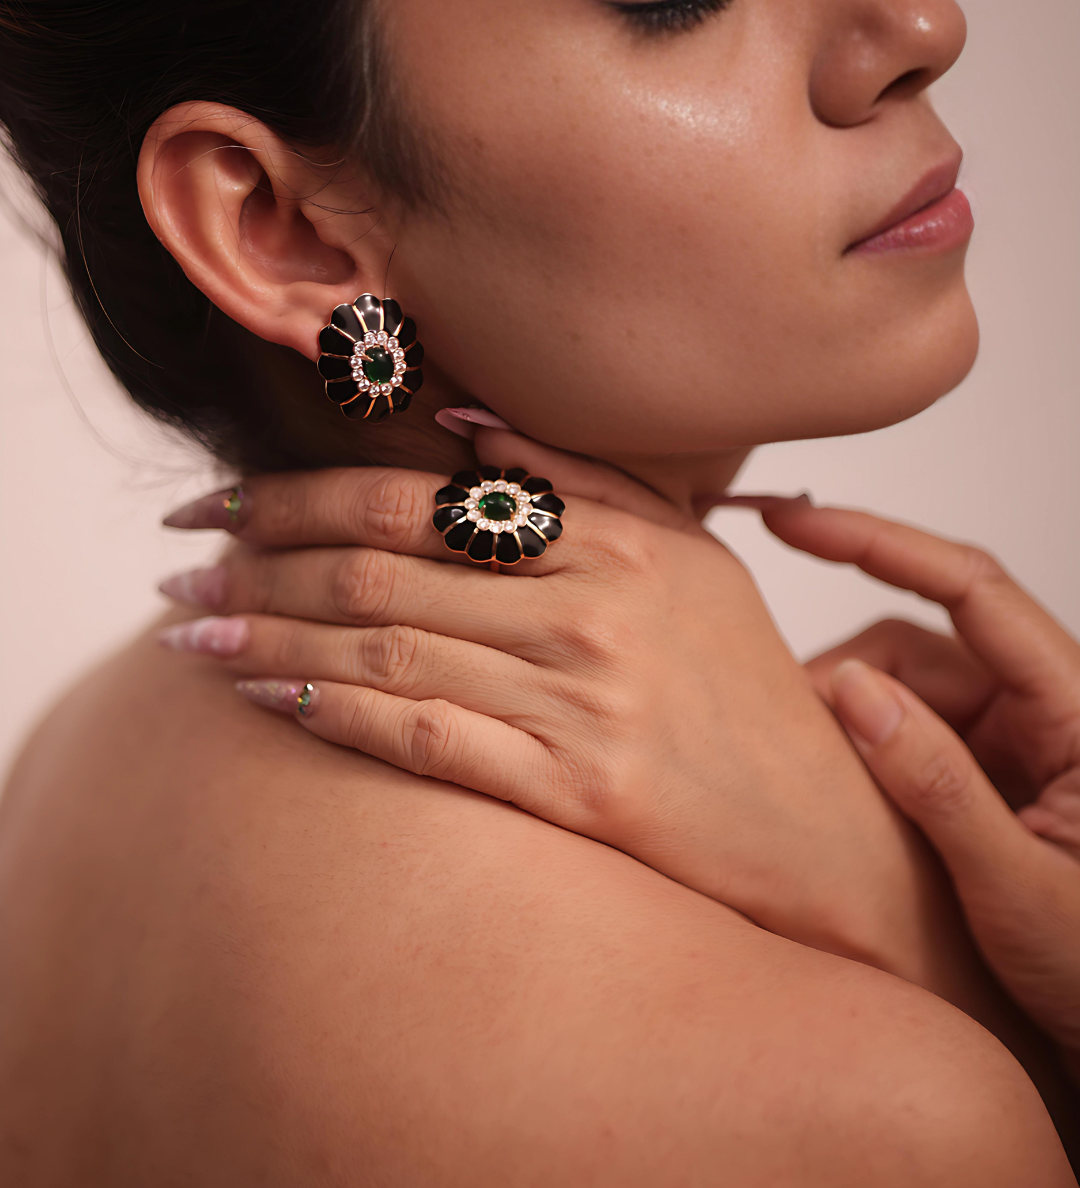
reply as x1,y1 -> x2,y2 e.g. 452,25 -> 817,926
137,101 -> 389,360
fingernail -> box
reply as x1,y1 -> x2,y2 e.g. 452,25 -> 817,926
434,406 -> 513,440
158,565 -> 227,609
163,486 -> 245,530
712,492 -> 814,510
235,679 -> 320,717
157,617 -> 250,657
831,659 -> 903,746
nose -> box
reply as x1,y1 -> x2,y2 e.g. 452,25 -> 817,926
809,0 -> 967,127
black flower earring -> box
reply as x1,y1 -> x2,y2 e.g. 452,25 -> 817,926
316,294 -> 424,422
433,467 -> 565,566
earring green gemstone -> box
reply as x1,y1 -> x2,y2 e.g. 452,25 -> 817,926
362,346 -> 395,385
478,491 -> 517,521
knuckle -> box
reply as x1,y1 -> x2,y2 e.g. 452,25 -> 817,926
255,475 -> 310,541
262,617 -> 308,672
549,607 -> 628,670
587,522 -> 652,576
406,699 -> 461,780
562,679 -> 637,734
908,748 -> 973,814
361,624 -> 424,690
331,549 -> 401,624
957,544 -> 1008,599
359,471 -> 431,552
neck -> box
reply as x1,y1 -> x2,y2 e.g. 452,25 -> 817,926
260,350 -> 751,513
607,449 -> 752,517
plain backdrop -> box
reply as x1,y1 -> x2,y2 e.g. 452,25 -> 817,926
1,0 -> 1078,780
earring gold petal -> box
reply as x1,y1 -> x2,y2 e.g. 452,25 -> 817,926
316,295 -> 424,422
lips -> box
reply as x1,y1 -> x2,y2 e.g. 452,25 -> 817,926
848,157 -> 974,256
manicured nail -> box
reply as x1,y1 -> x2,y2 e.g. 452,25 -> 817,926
235,679 -> 320,717
157,617 -> 250,657
711,492 -> 814,510
163,486 -> 245,530
158,565 -> 227,609
434,406 -> 513,439
831,659 -> 903,746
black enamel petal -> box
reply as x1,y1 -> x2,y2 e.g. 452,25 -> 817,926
325,378 -> 360,405
477,466 -> 502,482
522,476 -> 554,495
342,394 -> 375,420
369,393 -> 394,422
355,294 -> 384,334
529,513 -> 563,541
382,299 -> 404,336
396,317 -> 417,348
435,485 -> 470,505
503,468 -> 529,485
444,521 -> 476,552
400,370 -> 424,395
531,493 -> 565,517
466,531 -> 495,563
433,505 -> 468,533
516,525 -> 548,558
331,304 -> 364,339
496,533 -> 524,565
393,389 -> 413,412
404,342 -> 424,368
452,470 -> 481,489
319,325 -> 356,356
318,354 -> 353,381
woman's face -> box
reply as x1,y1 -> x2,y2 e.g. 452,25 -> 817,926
380,0 -> 976,460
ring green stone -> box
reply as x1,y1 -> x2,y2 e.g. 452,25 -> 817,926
479,491 -> 517,521
362,346 -> 395,385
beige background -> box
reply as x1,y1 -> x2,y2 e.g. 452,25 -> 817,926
1,0 -> 1077,780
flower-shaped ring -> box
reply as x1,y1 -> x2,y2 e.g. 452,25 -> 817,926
433,467 -> 565,566
316,294 -> 424,422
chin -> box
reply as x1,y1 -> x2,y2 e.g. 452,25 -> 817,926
830,287 -> 980,440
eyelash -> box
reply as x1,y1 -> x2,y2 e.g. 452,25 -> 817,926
608,0 -> 733,34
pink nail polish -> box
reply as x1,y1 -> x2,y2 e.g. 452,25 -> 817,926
157,617 -> 249,657
434,406 -> 513,439
235,679 -> 319,717
163,486 -> 244,530
158,565 -> 227,609
711,492 -> 814,510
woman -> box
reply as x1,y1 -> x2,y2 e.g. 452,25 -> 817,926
0,0 -> 1077,1182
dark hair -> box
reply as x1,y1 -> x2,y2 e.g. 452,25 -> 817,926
0,0 -> 428,471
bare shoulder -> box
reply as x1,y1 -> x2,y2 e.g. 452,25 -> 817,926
1,622 -> 1071,1187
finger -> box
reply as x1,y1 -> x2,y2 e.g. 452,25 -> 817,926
805,618 -> 995,729
473,428 -> 698,534
831,658 -> 1080,1051
163,465 -> 574,573
233,677 -> 581,828
829,658 -> 1049,892
763,502 -> 1080,701
160,546 -> 555,656
159,613 -> 545,724
1019,769 -> 1080,863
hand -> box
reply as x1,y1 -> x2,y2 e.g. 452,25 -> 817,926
158,435 -> 988,1002
760,500 -> 1080,1073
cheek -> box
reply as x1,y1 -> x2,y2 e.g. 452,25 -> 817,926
389,2 -> 975,454
400,97 -> 834,451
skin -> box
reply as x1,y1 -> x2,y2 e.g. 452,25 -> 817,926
1,0 -> 1074,1181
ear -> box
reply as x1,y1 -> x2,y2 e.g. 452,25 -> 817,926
137,101 -> 396,360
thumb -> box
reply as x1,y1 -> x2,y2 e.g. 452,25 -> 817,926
473,426 -> 698,534
830,658 -> 1040,894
